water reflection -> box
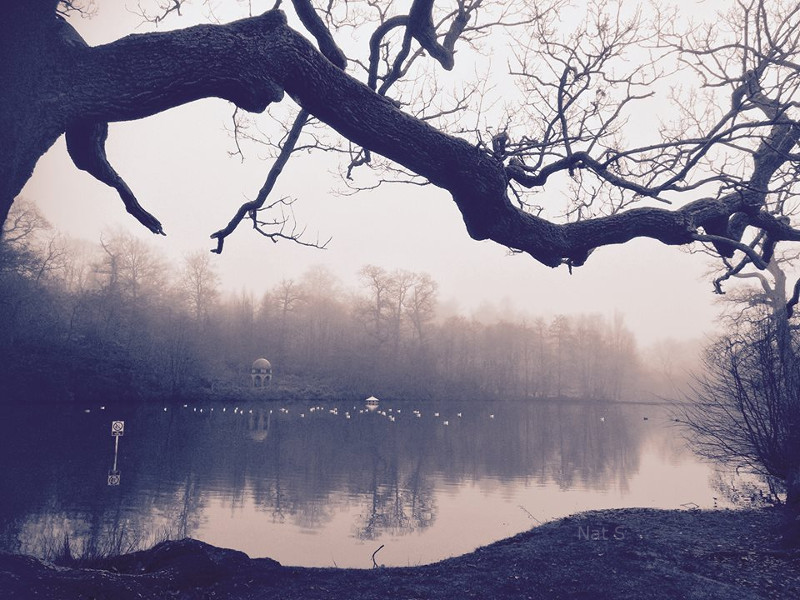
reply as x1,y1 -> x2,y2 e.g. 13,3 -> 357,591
107,420 -> 123,486
0,400 -> 719,567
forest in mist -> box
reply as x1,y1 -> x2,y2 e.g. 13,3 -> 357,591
0,199 -> 695,403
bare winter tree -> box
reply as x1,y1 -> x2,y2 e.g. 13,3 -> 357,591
3,0 -> 800,286
180,250 -> 220,322
671,0 -> 800,512
684,315 -> 800,513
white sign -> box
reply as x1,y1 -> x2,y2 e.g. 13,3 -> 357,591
111,421 -> 125,436
107,471 -> 121,486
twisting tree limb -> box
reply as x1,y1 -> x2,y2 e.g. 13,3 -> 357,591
506,151 -> 672,201
367,16 -> 409,91
289,0 -> 346,69
692,233 -> 768,270
407,0 -> 455,70
55,13 -> 164,235
65,121 -> 165,235
370,1 -> 476,94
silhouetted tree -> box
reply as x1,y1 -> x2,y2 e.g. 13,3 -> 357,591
4,0 -> 800,292
684,315 -> 800,513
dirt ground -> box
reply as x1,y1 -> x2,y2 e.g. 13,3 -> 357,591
1,508 -> 799,599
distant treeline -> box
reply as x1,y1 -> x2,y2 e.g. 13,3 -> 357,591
1,199 -> 669,403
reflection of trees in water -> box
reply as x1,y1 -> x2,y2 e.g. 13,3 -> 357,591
166,474 -> 202,539
464,402 -> 643,494
14,482 -> 199,562
2,405 -> 207,560
1,400 -> 650,556
709,470 -> 780,507
353,447 -> 436,541
246,406 -> 437,538
247,411 -> 289,523
550,403 -> 641,493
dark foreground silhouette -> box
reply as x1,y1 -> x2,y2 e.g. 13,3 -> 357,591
1,508 -> 798,599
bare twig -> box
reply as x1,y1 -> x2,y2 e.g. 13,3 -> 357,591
371,544 -> 384,568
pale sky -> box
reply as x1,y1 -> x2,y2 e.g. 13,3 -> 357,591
19,1 -> 727,346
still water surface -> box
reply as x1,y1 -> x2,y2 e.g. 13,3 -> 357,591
0,399 -> 723,568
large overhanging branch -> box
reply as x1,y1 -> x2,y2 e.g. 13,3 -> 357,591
9,7 -> 800,270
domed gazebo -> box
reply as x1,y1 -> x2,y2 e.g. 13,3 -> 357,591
251,358 -> 273,388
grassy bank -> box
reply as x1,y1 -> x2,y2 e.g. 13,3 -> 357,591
1,508 -> 798,599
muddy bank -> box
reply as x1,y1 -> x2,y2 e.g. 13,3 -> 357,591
1,508 -> 798,599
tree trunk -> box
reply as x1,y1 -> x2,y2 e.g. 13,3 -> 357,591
786,465 -> 800,514
782,464 -> 800,548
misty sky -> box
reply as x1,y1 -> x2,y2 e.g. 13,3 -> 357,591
19,1 -> 729,346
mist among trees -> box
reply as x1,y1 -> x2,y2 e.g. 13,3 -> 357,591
1,199 -> 652,403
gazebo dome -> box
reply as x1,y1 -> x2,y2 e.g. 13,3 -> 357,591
252,358 -> 272,371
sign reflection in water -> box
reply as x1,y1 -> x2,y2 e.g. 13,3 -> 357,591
0,400 -> 721,568
108,420 -> 124,486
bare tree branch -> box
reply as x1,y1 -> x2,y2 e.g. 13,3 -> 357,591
211,108 -> 311,253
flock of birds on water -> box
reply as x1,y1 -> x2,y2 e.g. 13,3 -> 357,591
79,400 -> 503,427
80,400 -> 671,427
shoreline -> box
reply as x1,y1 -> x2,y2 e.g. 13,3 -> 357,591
2,507 -> 798,599
0,387 -> 684,407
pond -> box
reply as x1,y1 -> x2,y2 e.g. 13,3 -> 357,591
0,399 -> 724,568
